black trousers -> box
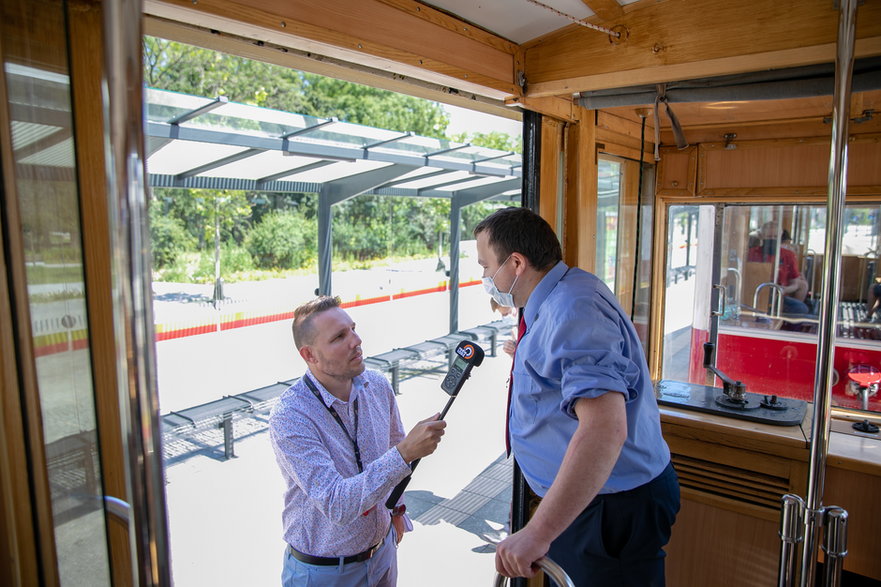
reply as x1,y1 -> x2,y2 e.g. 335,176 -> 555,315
547,462 -> 680,587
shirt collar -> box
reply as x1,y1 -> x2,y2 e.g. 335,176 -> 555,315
304,368 -> 363,407
523,260 -> 568,329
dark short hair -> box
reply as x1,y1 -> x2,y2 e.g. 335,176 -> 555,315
473,207 -> 562,271
292,295 -> 342,350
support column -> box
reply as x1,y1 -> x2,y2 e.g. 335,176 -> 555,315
449,197 -> 462,333
564,108 -> 598,271
317,190 -> 333,296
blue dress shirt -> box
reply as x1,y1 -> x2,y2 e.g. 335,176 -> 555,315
510,262 -> 670,497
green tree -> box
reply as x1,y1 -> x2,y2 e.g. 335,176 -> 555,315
246,211 -> 317,269
451,130 -> 521,152
148,209 -> 194,268
143,37 -> 449,137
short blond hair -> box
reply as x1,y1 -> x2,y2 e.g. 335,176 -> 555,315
292,295 -> 341,349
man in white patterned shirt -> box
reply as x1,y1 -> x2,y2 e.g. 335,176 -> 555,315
270,296 -> 446,586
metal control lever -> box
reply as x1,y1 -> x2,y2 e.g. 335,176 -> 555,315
703,342 -> 747,402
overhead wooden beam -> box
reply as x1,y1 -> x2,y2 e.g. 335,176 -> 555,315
145,16 -> 522,122
581,0 -> 623,22
524,0 -> 881,97
505,95 -> 576,122
144,0 -> 519,99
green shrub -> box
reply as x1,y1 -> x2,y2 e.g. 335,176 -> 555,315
150,213 -> 194,268
246,211 -> 316,270
191,244 -> 255,282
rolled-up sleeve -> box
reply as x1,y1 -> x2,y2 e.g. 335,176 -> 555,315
549,296 -> 642,418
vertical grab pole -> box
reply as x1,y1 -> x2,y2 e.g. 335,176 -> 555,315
822,507 -> 849,587
778,494 -> 805,587
799,0 -> 858,586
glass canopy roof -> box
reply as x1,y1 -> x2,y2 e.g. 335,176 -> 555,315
144,88 -> 522,201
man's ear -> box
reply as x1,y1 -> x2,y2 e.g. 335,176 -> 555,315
299,345 -> 315,364
511,251 -> 529,274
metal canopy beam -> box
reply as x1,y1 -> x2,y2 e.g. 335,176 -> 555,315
421,177 -> 520,200
257,160 -> 336,184
417,175 -> 477,194
364,132 -> 411,151
149,174 -> 323,193
146,120 -> 516,177
280,118 -> 337,140
176,147 -> 262,179
168,95 -> 228,124
317,164 -> 420,295
13,127 -> 71,159
375,168 -> 451,190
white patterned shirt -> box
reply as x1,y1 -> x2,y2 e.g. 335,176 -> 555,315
269,368 -> 410,557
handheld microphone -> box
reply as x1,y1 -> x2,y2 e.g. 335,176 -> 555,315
385,340 -> 485,509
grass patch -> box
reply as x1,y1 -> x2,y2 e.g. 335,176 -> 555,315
25,264 -> 84,285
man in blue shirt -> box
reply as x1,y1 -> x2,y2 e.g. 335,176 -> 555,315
475,207 -> 679,586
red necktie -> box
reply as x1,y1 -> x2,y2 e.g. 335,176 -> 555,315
505,314 -> 527,456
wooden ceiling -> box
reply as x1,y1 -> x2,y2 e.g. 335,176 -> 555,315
144,0 -> 881,128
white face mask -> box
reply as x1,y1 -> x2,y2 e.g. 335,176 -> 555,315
482,255 -> 519,308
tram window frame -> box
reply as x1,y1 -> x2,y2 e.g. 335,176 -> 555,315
658,201 -> 881,418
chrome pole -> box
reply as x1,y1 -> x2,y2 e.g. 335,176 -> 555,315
778,494 -> 805,587
822,507 -> 849,587
104,0 -> 172,584
798,0 -> 858,586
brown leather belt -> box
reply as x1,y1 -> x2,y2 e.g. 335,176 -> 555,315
288,540 -> 382,566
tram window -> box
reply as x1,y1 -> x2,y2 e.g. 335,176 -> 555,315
596,159 -> 623,290
661,205 -> 713,382
710,204 -> 881,415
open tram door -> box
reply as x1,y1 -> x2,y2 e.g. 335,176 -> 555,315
0,0 -> 169,584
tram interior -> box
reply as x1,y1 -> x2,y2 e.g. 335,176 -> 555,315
3,1 -> 881,586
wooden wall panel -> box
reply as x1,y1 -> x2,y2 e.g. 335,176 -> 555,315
665,498 -> 780,587
656,146 -> 696,197
563,110 -> 598,272
698,137 -> 881,196
539,118 -> 564,236
825,466 -> 881,580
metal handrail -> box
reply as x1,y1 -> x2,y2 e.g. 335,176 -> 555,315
493,557 -> 575,587
754,282 -> 784,317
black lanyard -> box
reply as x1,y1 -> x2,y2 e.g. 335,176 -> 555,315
303,375 -> 363,473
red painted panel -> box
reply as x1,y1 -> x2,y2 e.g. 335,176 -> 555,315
712,331 -> 881,411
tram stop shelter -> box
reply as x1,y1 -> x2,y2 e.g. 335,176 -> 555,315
143,88 -> 523,332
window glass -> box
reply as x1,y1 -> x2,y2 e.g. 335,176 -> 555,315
596,159 -> 622,289
2,1 -> 111,583
713,204 -> 880,415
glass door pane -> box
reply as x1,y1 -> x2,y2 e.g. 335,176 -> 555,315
596,159 -> 622,289
715,203 -> 881,415
661,204 -> 714,382
1,1 -> 111,583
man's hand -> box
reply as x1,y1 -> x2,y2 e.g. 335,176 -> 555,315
392,513 -> 406,544
502,339 -> 517,358
396,413 -> 446,463
495,526 -> 550,579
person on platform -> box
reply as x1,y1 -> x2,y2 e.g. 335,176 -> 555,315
490,298 -> 518,358
474,207 -> 680,586
269,295 -> 446,586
